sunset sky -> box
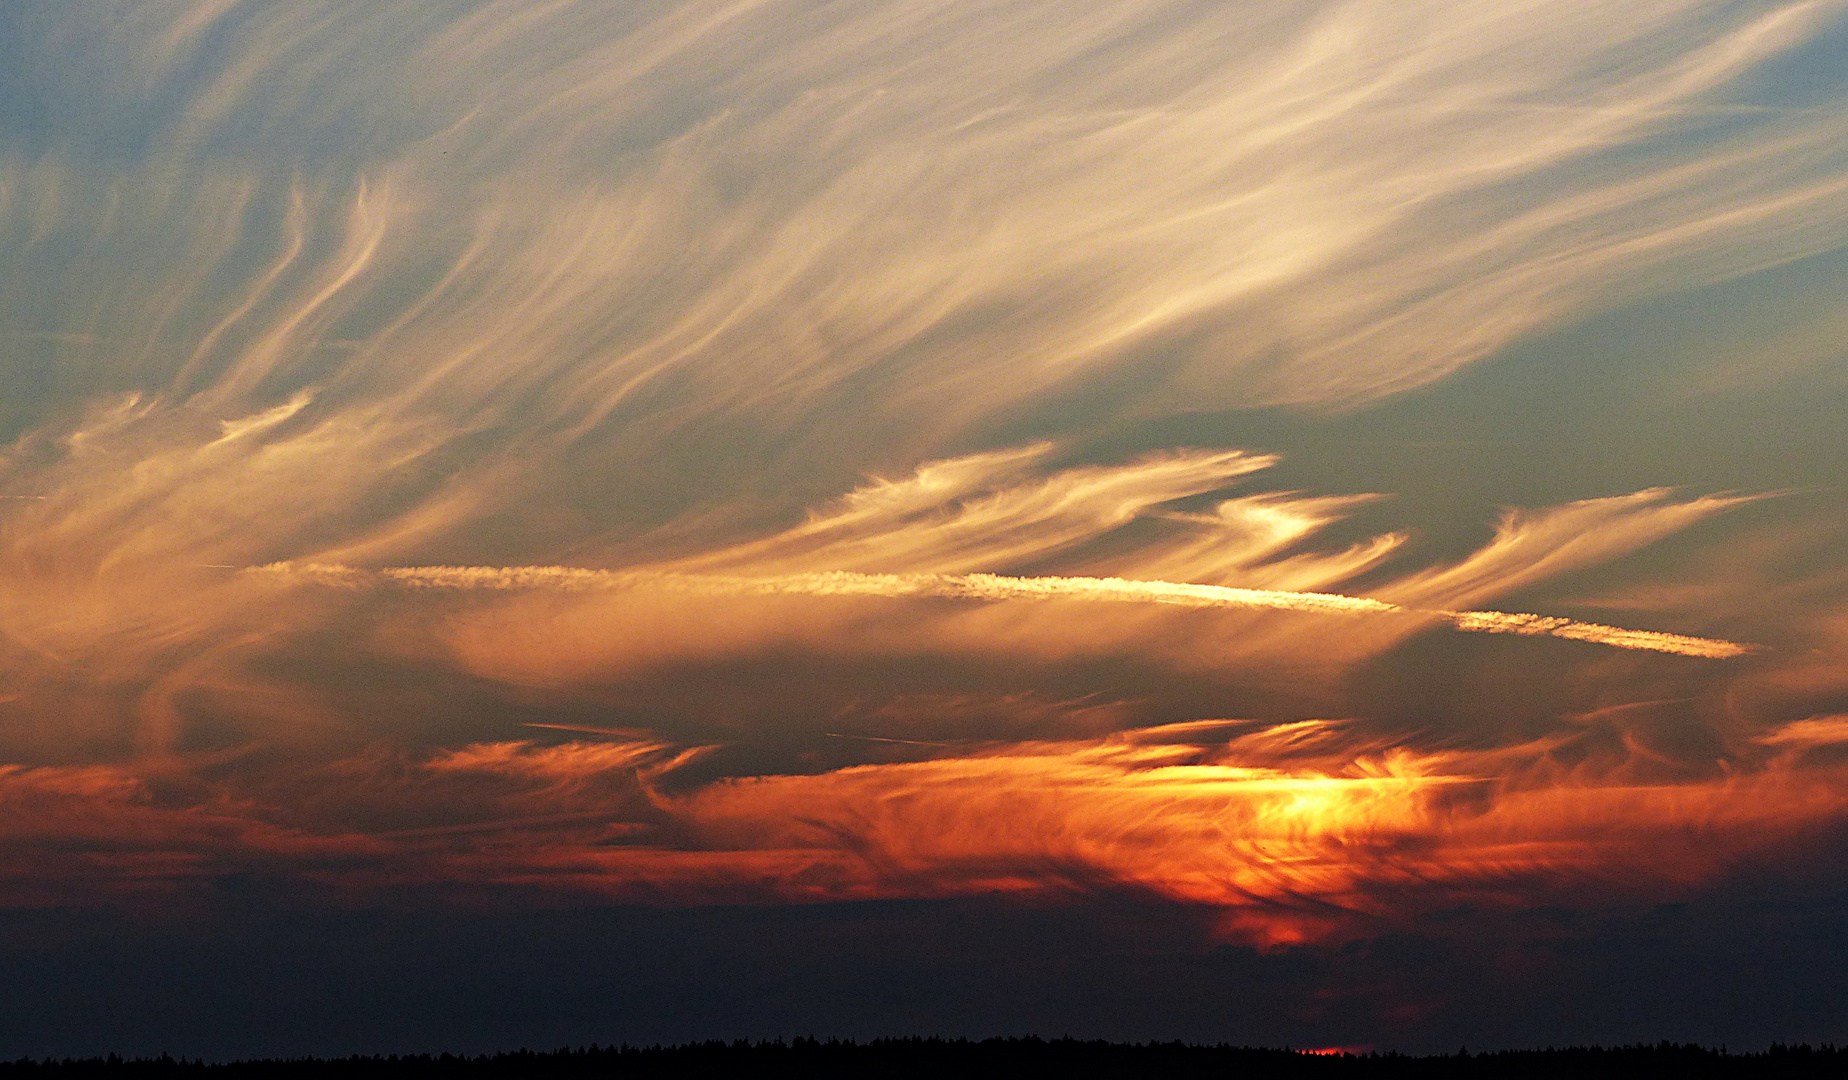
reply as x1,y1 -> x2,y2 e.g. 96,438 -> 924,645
5,0 -> 1848,1058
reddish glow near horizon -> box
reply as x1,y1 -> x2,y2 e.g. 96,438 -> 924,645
7,707 -> 1848,945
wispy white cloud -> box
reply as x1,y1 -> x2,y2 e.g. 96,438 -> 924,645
661,446 -> 1279,576
0,3 -> 1839,669
1378,489 -> 1763,611
8,1 -> 1848,497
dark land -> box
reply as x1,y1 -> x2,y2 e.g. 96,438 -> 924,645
2,1040 -> 1844,1078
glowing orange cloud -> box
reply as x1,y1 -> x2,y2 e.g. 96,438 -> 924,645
7,717 -> 1847,948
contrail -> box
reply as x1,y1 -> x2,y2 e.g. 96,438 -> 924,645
251,563 -> 1757,659
1438,609 -> 1750,660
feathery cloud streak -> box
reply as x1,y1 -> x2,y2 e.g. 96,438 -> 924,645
9,1 -> 1848,474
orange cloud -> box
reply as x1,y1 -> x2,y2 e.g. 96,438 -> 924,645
7,717 -> 1847,947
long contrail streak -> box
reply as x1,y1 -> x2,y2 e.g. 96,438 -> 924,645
256,563 -> 1755,659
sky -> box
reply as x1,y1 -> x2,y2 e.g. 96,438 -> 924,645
5,0 -> 1848,1059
